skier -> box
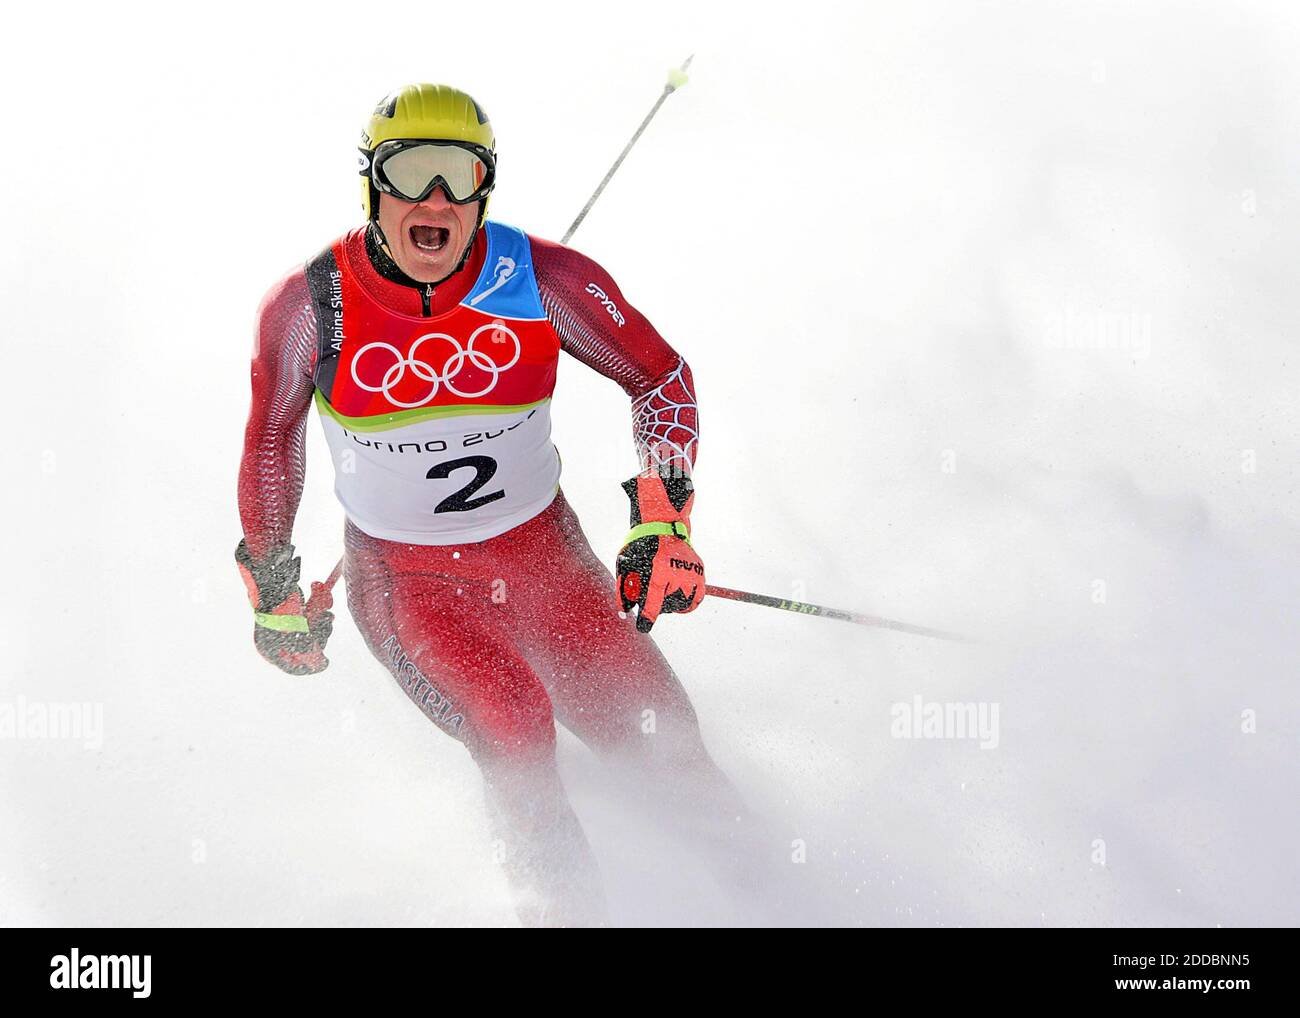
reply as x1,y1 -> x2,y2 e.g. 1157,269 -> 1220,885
236,83 -> 748,925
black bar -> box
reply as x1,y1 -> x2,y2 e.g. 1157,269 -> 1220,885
0,929 -> 1286,1006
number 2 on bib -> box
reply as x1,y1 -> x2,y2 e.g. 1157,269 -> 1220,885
428,455 -> 506,513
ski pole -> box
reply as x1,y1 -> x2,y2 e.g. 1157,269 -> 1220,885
561,54 -> 693,244
322,559 -> 343,590
704,584 -> 974,643
310,563 -> 968,645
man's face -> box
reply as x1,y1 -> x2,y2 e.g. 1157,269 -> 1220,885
376,187 -> 481,284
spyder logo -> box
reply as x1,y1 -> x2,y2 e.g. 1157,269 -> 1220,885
585,282 -> 626,327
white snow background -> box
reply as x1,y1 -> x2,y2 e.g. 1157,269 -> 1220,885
1,0 -> 1297,926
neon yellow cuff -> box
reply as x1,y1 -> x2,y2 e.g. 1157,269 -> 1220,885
622,521 -> 691,547
254,612 -> 310,633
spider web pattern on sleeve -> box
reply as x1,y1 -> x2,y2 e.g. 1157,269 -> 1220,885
531,234 -> 698,476
630,357 -> 698,476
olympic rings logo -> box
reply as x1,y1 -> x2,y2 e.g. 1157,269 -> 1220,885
351,323 -> 522,408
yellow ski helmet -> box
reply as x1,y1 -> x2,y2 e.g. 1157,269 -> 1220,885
358,83 -> 497,229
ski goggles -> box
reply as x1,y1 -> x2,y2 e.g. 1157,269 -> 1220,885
361,139 -> 496,205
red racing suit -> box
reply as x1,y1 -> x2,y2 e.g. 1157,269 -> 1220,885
237,221 -> 705,768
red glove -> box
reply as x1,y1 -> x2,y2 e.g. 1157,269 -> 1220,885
235,539 -> 334,675
615,473 -> 705,633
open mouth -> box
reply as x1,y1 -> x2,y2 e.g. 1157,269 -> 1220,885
409,224 -> 450,254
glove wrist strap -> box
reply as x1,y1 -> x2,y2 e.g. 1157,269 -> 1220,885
622,521 -> 691,547
254,611 -> 310,633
